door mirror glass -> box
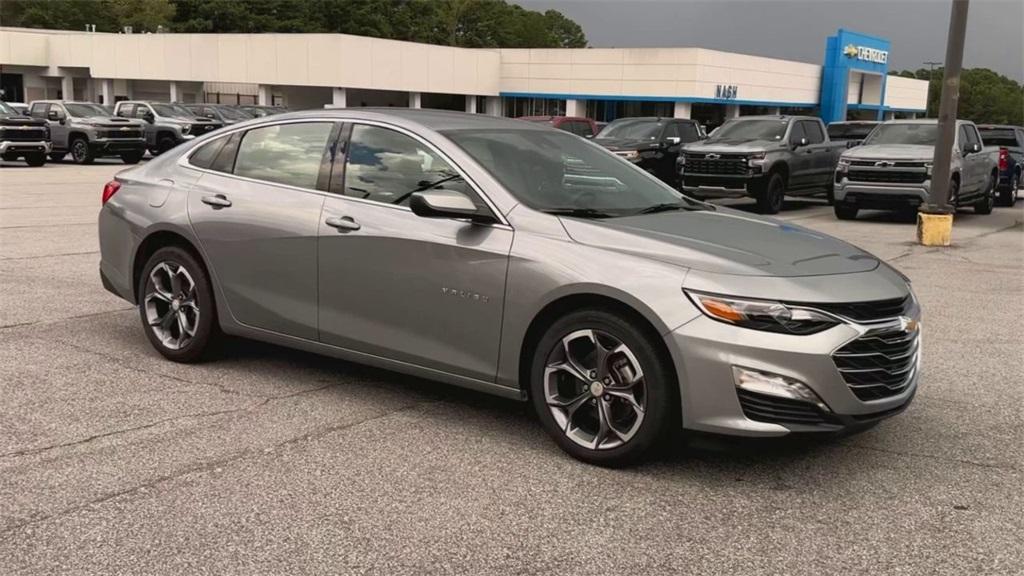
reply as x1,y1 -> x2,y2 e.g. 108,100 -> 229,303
47,109 -> 64,123
410,190 -> 492,223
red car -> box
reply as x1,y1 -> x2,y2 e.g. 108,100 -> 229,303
517,116 -> 599,139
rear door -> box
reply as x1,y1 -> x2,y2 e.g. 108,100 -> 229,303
187,120 -> 338,340
317,122 -> 512,381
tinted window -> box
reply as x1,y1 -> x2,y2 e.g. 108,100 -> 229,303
677,122 -> 701,143
801,121 -> 825,144
663,122 -> 680,140
29,102 -> 48,118
789,121 -> 806,143
234,122 -> 333,189
344,124 -> 478,207
211,131 -> 243,173
965,126 -> 982,147
116,104 -> 134,118
597,119 -> 663,140
133,105 -> 150,119
573,121 -> 594,138
864,123 -> 937,146
189,137 -> 228,169
708,119 -> 789,142
978,128 -> 1018,147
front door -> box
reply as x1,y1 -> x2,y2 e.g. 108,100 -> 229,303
187,120 -> 337,340
317,123 -> 512,382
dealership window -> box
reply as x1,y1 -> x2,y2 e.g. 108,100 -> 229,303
234,122 -> 333,189
343,124 -> 481,208
585,100 -> 673,122
504,97 -> 565,118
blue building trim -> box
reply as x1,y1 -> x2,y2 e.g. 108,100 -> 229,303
499,92 -> 818,108
820,29 -> 892,123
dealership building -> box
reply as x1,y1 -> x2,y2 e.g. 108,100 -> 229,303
1,27 -> 927,127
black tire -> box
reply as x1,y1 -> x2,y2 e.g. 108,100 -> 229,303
49,152 -> 66,162
947,177 -> 960,211
529,308 -> 677,467
156,136 -> 177,155
756,172 -> 785,214
825,181 -> 836,206
70,136 -> 94,164
974,173 -> 995,215
137,246 -> 219,363
998,172 -> 1019,207
834,202 -> 858,220
24,153 -> 46,167
120,150 -> 144,164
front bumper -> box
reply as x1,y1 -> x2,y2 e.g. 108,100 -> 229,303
665,314 -> 919,437
835,176 -> 930,209
681,173 -> 766,199
90,138 -> 146,155
0,140 -> 51,155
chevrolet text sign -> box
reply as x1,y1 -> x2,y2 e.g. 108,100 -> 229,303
843,43 -> 889,65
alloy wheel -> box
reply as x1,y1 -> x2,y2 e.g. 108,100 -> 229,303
544,329 -> 647,451
72,140 -> 88,162
144,262 -> 199,351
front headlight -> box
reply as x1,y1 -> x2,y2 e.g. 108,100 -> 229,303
685,291 -> 840,335
181,124 -> 191,135
837,157 -> 851,172
747,152 -> 767,167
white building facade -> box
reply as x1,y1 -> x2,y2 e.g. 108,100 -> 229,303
0,27 -> 927,127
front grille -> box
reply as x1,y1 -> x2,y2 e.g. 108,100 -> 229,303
849,160 -> 928,168
737,389 -> 838,426
684,154 -> 748,175
190,123 -> 220,135
99,128 -> 143,139
833,328 -> 920,401
847,168 -> 927,184
798,296 -> 912,322
1,127 -> 47,141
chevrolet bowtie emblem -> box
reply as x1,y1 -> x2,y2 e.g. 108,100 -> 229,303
843,44 -> 859,58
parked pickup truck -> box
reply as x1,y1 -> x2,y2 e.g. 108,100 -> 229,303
595,117 -> 703,187
834,119 -> 998,219
679,115 -> 846,214
114,101 -> 222,155
0,100 -> 50,166
30,100 -> 147,164
977,124 -> 1022,207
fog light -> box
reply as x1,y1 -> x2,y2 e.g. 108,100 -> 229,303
732,367 -> 830,411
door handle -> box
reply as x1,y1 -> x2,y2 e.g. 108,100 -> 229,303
325,216 -> 361,232
201,194 -> 232,208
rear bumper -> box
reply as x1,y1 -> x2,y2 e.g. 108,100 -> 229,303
0,140 -> 51,155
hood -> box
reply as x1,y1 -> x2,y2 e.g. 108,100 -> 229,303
0,115 -> 46,126
594,137 -> 661,152
843,144 -> 935,162
76,115 -> 142,125
682,139 -> 783,154
560,208 -> 879,277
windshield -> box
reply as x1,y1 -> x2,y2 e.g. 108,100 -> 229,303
596,120 -> 662,141
151,103 -> 194,119
65,103 -> 110,118
444,128 -> 686,216
978,128 -> 1017,147
708,119 -> 789,142
0,101 -> 17,116
216,106 -> 252,121
828,123 -> 876,140
863,123 -> 937,146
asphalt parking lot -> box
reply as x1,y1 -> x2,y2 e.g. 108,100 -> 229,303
1,159 -> 1022,575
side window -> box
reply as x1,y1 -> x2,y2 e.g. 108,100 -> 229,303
789,121 -> 806,144
211,131 -> 243,173
344,124 -> 480,208
188,136 -> 228,169
133,105 -> 151,119
678,122 -> 701,143
957,126 -> 971,149
663,122 -> 681,141
801,121 -> 825,144
116,104 -> 133,118
967,126 -> 982,147
575,121 -> 594,138
29,102 -> 48,118
234,122 -> 333,189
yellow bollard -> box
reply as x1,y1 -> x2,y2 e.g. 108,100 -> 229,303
917,212 -> 953,246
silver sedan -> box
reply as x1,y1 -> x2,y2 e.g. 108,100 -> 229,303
98,109 -> 920,466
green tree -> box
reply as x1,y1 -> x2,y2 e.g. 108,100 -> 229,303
890,67 -> 1023,125
0,0 -> 173,33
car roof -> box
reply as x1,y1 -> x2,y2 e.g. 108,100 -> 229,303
828,121 -> 879,125
273,108 -> 554,133
977,124 -> 1022,129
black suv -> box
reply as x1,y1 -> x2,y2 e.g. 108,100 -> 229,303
593,117 -> 703,185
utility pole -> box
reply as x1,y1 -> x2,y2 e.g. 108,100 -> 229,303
918,0 -> 969,246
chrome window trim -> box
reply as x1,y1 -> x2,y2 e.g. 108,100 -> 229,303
178,116 -> 510,228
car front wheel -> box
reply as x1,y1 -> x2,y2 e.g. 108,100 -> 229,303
756,173 -> 785,214
530,309 -> 676,467
138,246 -> 218,363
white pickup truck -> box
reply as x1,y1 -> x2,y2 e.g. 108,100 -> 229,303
833,119 -> 998,220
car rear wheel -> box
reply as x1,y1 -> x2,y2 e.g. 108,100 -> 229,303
974,173 -> 995,215
157,136 -> 177,155
138,247 -> 218,363
49,152 -> 66,162
756,173 -> 785,214
998,172 -> 1019,207
834,202 -> 858,220
70,137 -> 94,164
529,309 -> 676,467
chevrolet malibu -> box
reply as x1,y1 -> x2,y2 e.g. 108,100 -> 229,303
98,109 -> 921,466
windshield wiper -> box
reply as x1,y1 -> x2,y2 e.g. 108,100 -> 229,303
635,200 -> 714,214
542,208 -> 616,219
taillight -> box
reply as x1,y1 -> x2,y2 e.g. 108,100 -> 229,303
102,180 -> 121,205
998,148 -> 1008,171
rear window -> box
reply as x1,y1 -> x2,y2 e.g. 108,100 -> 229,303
978,128 -> 1018,147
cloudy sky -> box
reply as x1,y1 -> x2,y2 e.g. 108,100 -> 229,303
515,0 -> 1023,81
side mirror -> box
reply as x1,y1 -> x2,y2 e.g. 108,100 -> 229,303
970,142 -> 982,154
410,190 -> 493,223
797,137 -> 809,147
665,136 -> 681,146
47,110 -> 65,124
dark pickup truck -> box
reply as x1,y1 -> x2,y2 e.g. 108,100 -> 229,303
594,117 -> 703,186
679,115 -> 846,214
978,124 -> 1022,207
0,100 -> 50,166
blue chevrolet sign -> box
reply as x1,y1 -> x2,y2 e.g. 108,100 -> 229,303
820,29 -> 892,123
